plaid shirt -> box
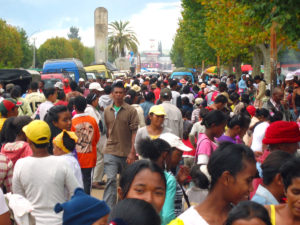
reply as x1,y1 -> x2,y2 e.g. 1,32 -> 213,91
0,153 -> 13,192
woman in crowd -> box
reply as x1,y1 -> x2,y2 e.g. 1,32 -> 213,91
196,110 -> 227,165
225,201 -> 272,225
125,89 -> 146,128
170,142 -> 257,225
44,105 -> 72,154
135,105 -> 171,148
109,199 -> 161,225
265,157 -> 300,225
85,92 -> 101,124
217,113 -> 251,144
118,160 -> 166,214
0,116 -> 32,167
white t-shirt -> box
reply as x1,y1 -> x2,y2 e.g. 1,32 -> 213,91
13,156 -> 80,225
171,91 -> 180,105
37,100 -> 54,120
0,188 -> 8,215
251,121 -> 269,152
181,93 -> 195,104
178,206 -> 209,225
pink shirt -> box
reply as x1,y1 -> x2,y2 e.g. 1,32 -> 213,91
196,133 -> 217,157
1,141 -> 32,167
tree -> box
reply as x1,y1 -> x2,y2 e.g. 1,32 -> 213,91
37,37 -> 73,65
18,28 -> 33,68
82,47 -> 94,65
68,26 -> 81,41
69,39 -> 84,60
170,33 -> 185,67
108,21 -> 139,58
0,19 -> 23,68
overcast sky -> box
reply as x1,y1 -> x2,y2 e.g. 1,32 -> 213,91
0,0 -> 182,51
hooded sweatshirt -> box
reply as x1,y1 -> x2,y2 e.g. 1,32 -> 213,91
99,95 -> 113,110
1,141 -> 32,167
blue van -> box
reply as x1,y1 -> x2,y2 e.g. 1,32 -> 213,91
171,71 -> 194,83
42,58 -> 87,82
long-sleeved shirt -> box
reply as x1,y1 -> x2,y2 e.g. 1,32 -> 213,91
160,101 -> 183,138
0,153 -> 13,192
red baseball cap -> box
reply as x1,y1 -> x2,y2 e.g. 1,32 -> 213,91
63,78 -> 69,83
0,98 -> 22,115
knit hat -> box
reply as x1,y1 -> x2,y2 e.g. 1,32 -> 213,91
246,105 -> 256,117
53,130 -> 78,153
263,121 -> 300,145
54,188 -> 110,225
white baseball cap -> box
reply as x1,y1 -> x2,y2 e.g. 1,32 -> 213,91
285,73 -> 294,81
79,78 -> 85,82
89,82 -> 104,91
159,133 -> 192,152
54,82 -> 64,90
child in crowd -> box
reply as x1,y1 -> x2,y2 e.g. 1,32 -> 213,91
54,187 -> 110,225
36,86 -> 57,120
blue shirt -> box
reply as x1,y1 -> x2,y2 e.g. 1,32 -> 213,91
252,184 -> 279,205
140,101 -> 154,118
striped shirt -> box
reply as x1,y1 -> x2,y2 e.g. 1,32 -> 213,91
0,153 -> 13,192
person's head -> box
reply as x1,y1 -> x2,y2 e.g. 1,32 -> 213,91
263,121 -> 300,154
277,68 -> 281,74
227,113 -> 251,138
0,116 -> 32,143
241,94 -> 250,105
30,82 -> 39,92
54,188 -> 110,225
89,82 -> 104,97
199,108 -> 209,121
230,92 -> 240,105
225,201 -> 272,225
254,75 -> 261,84
10,85 -> 22,98
201,110 -> 227,138
63,78 -> 69,87
57,90 -> 66,101
39,80 -> 45,89
182,97 -> 190,106
104,85 -> 111,95
43,86 -> 57,103
203,142 -> 257,204
218,82 -> 227,92
190,165 -> 210,189
109,199 -> 161,225
0,98 -> 21,118
261,151 -> 293,198
53,130 -> 78,156
214,95 -> 228,110
272,87 -> 284,104
160,88 -> 172,101
148,105 -> 166,128
70,81 -> 78,92
159,132 -> 192,170
255,108 -> 269,121
280,157 -> 300,218
44,105 -> 72,131
124,89 -> 138,105
118,160 -> 166,213
86,93 -> 99,108
22,120 -> 51,152
112,81 -> 125,104
182,86 -> 190,94
74,96 -> 87,113
265,89 -> 270,97
144,91 -> 155,102
170,80 -> 178,90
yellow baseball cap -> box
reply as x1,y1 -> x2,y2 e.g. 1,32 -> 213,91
53,130 -> 78,153
149,105 -> 166,116
22,120 -> 51,144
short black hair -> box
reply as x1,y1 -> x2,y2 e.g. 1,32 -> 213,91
262,151 -> 293,185
137,137 -> 171,161
254,75 -> 261,81
43,87 -> 56,99
227,113 -> 251,129
214,94 -> 228,104
70,81 -> 78,91
104,85 -> 112,94
112,81 -> 125,92
74,96 -> 87,112
280,157 -> 300,190
201,110 -> 227,128
86,93 -> 98,105
57,90 -> 66,100
30,82 -> 39,91
144,91 -> 155,102
229,92 -> 240,102
183,86 -> 190,94
10,85 -> 22,98
170,80 -> 177,88
225,201 -> 271,225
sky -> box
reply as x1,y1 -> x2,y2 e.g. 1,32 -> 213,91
0,0 -> 182,52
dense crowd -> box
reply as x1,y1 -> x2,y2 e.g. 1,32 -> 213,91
0,70 -> 300,225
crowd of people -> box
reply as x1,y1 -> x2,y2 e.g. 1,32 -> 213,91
0,70 -> 300,225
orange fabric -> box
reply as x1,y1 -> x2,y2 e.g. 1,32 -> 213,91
71,115 -> 100,168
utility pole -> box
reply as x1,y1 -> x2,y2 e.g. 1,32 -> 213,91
32,37 -> 36,68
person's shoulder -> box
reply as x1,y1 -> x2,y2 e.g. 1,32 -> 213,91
178,207 -> 205,224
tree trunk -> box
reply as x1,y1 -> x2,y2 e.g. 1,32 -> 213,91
252,46 -> 263,77
257,44 -> 271,85
233,55 -> 242,79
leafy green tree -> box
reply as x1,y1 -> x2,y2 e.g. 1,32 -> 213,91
82,47 -> 94,65
37,37 -> 73,65
170,33 -> 185,67
0,19 -> 23,68
18,28 -> 33,68
68,26 -> 81,41
108,21 -> 139,58
69,39 -> 84,60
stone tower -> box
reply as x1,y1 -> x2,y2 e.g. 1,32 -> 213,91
94,7 -> 108,64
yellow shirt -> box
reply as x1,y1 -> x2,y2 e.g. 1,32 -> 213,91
0,118 -> 7,132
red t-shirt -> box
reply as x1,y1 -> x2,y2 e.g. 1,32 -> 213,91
153,88 -> 161,102
71,115 -> 100,168
64,86 -> 71,94
182,139 -> 196,157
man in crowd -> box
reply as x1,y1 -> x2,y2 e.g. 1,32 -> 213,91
13,120 -> 80,225
160,88 -> 183,138
25,82 -> 45,114
103,81 -> 139,209
63,79 -> 71,94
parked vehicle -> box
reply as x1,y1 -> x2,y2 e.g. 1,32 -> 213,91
0,69 -> 32,93
171,71 -> 195,83
41,73 -> 73,87
84,64 -> 112,79
42,58 -> 87,82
